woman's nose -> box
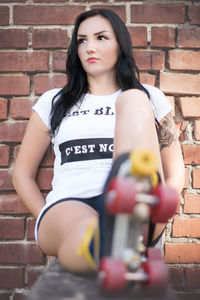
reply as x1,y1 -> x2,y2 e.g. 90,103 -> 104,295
86,40 -> 96,53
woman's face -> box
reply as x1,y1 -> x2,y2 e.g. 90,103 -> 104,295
77,15 -> 120,79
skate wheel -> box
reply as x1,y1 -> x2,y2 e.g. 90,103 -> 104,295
98,258 -> 127,291
142,259 -> 168,288
147,247 -> 163,260
150,185 -> 178,223
130,149 -> 158,178
106,178 -> 137,214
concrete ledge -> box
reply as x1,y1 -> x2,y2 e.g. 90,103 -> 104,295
26,258 -> 179,300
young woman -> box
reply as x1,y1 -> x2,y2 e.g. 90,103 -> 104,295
13,9 -> 184,273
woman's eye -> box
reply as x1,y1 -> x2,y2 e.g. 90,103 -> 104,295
98,35 -> 107,41
77,38 -> 86,44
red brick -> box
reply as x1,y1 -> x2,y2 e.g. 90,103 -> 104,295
184,168 -> 190,189
0,98 -> 7,119
177,121 -> 188,133
13,145 -> 20,160
0,268 -> 23,289
173,217 -> 200,238
178,28 -> 200,48
169,50 -> 200,71
133,50 -> 165,71
160,72 -> 200,95
128,27 -> 147,47
0,76 -> 30,96
165,243 -> 200,263
151,27 -> 175,48
184,193 -> 200,214
32,29 -> 68,49
182,145 -> 200,165
1,0 -> 26,2
13,294 -> 25,300
0,121 -> 27,142
0,6 -> 9,25
33,0 -> 76,1
186,268 -> 200,288
0,218 -> 24,240
10,98 -> 34,119
179,97 -> 200,118
0,145 -> 9,167
0,52 -> 49,72
0,29 -> 28,48
0,193 -> 28,214
175,121 -> 189,142
27,218 -> 36,240
14,6 -> 85,25
175,122 -> 184,141
176,122 -> 187,142
40,146 -> 55,167
0,294 -> 10,300
168,267 -> 184,288
34,75 -> 66,95
193,169 -> 200,188
194,120 -> 200,140
27,269 -> 43,288
36,168 -> 53,190
131,4 -> 185,24
140,73 -> 155,86
73,0 -> 108,2
53,51 -> 67,72
189,6 -> 200,25
74,0 -> 107,1
0,170 -> 13,191
0,243 -> 44,264
175,200 -> 180,215
91,6 -> 126,23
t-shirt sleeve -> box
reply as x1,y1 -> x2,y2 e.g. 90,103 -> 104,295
32,88 -> 61,130
143,84 -> 173,122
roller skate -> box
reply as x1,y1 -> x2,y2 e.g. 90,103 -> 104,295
98,149 -> 178,292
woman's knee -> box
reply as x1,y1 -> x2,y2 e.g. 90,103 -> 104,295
57,216 -> 98,272
115,89 -> 150,112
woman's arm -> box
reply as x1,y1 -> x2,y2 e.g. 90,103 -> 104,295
157,112 -> 185,196
13,111 -> 51,218
152,112 -> 184,242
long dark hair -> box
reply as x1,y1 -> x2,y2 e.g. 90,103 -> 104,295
50,8 -> 150,136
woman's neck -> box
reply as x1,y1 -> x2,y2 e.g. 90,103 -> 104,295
87,73 -> 120,96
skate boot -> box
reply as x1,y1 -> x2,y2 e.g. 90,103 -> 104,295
98,149 -> 178,292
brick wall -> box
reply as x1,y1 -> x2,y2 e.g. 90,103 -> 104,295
0,0 -> 200,298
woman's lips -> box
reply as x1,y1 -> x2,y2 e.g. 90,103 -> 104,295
87,57 -> 99,63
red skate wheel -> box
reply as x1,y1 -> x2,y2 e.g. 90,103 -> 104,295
150,185 -> 178,223
106,178 -> 137,214
147,247 -> 162,260
98,257 -> 127,292
142,259 -> 168,288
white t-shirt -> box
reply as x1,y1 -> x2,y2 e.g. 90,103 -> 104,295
32,84 -> 172,205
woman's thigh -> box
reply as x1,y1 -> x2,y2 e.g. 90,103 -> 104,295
37,200 -> 98,256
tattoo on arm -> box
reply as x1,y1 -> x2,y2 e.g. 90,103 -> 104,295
157,113 -> 178,151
